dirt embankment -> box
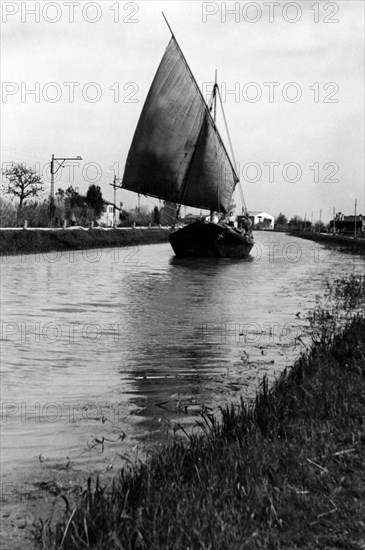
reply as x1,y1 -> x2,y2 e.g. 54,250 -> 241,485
0,228 -> 170,257
289,231 -> 365,255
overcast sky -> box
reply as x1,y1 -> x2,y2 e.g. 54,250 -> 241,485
1,0 -> 364,221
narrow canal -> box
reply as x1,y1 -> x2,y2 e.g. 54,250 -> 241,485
1,232 -> 364,483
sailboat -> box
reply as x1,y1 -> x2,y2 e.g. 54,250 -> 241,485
122,17 -> 254,259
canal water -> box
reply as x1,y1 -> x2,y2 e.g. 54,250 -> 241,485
1,232 -> 364,483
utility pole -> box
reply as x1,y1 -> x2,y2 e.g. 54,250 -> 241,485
109,175 -> 123,228
209,70 -> 218,223
311,211 -> 313,231
319,208 -> 322,232
50,154 -> 82,222
354,198 -> 357,239
332,207 -> 336,235
138,193 -> 141,217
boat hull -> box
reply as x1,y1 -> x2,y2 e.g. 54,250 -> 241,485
169,222 -> 254,258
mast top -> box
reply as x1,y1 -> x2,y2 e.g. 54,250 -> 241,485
162,12 -> 175,37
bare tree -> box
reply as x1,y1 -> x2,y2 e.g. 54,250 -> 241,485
2,163 -> 45,209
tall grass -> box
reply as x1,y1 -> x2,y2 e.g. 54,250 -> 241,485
40,276 -> 365,549
0,196 -> 18,227
331,273 -> 365,309
307,273 -> 365,347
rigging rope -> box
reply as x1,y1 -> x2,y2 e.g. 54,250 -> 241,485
144,194 -> 179,224
216,87 -> 247,216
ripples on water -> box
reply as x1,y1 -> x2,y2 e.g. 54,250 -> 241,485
1,232 -> 364,478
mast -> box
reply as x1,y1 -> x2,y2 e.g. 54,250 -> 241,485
213,69 -> 217,123
210,69 -> 218,223
162,11 -> 175,38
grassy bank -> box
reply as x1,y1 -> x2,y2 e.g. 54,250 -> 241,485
0,228 -> 170,256
290,231 -> 365,255
41,277 -> 365,549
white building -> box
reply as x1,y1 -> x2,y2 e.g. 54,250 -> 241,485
99,201 -> 121,227
248,211 -> 275,230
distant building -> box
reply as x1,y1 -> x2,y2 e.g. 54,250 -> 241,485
329,213 -> 364,235
248,211 -> 275,230
99,201 -> 121,227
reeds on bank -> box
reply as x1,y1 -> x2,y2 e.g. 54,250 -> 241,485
40,278 -> 365,550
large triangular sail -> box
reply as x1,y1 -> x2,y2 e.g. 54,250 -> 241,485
122,36 -> 239,212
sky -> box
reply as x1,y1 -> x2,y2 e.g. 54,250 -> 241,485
1,0 -> 364,222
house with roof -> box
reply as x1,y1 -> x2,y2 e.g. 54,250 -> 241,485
99,201 -> 122,227
248,211 -> 275,230
329,213 -> 364,235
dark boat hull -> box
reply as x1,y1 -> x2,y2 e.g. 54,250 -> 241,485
169,222 -> 254,258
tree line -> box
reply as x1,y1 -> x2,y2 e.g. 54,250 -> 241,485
1,163 -> 328,231
0,162 -> 176,228
275,212 -> 327,232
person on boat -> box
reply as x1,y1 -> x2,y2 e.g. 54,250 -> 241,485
228,211 -> 235,227
241,216 -> 252,235
212,212 -> 219,224
221,212 -> 230,226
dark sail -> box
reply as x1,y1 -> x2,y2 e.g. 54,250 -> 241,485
122,37 -> 238,212
180,111 -> 238,211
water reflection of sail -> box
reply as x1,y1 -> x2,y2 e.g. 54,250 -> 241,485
117,260 -> 244,437
122,21 -> 254,258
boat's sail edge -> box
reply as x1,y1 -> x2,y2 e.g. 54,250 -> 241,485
161,12 -> 240,188
121,34 -> 241,212
170,37 -> 240,210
